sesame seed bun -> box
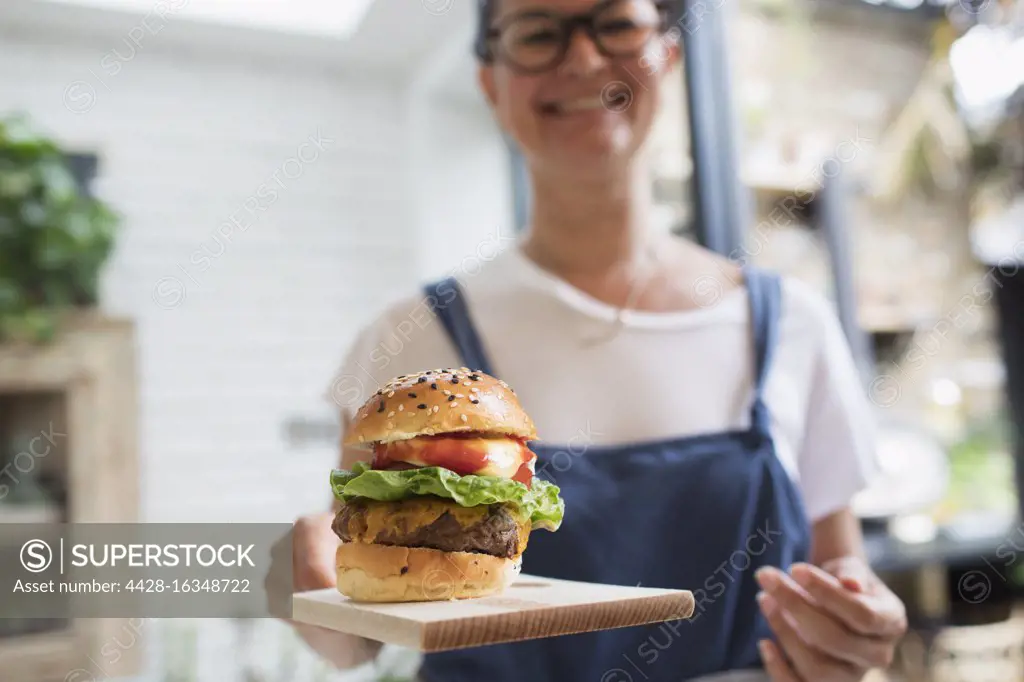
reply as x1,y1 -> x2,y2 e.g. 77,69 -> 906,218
336,542 -> 521,602
345,368 -> 536,446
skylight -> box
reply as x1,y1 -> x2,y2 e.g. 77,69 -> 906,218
43,0 -> 377,39
949,25 -> 1024,129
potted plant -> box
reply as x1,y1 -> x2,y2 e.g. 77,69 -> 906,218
0,114 -> 119,343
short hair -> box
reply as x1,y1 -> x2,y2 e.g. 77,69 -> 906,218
474,0 -> 496,63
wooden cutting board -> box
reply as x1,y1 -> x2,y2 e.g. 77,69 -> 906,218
292,574 -> 695,652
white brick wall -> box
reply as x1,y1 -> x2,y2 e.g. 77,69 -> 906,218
0,17 -> 512,519
0,11 -> 510,681
12,46 -> 409,521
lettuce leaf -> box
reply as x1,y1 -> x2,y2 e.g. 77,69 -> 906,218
330,461 -> 564,531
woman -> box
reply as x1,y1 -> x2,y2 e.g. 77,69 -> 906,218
288,0 -> 907,679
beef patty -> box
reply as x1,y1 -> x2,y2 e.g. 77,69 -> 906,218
333,497 -> 526,559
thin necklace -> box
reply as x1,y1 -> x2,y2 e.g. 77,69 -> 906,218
581,243 -> 661,347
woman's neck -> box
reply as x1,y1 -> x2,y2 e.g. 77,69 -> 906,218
521,162 -> 662,276
515,160 -> 738,313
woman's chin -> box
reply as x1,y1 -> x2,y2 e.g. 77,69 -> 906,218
536,127 -> 636,173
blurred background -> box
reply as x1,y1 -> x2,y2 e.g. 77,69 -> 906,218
0,0 -> 1022,679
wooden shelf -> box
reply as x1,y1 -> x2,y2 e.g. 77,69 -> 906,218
0,630 -> 78,682
0,315 -> 141,681
743,165 -> 819,198
859,305 -> 937,334
653,164 -> 823,212
0,505 -> 61,525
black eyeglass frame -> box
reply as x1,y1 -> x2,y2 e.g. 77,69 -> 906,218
478,0 -> 675,74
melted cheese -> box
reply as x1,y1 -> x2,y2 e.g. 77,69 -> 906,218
342,498 -> 533,554
347,498 -> 492,543
515,519 -> 532,555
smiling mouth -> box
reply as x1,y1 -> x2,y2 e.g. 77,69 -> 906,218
538,96 -> 611,116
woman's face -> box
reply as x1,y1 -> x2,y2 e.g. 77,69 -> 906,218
479,0 -> 677,177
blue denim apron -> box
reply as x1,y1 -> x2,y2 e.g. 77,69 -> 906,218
418,267 -> 811,682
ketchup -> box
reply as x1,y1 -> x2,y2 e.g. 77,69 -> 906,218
511,455 -> 535,487
372,433 -> 535,488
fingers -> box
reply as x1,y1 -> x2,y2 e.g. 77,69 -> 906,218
758,593 -> 861,682
755,567 -> 893,669
791,563 -> 906,640
820,556 -> 873,590
759,639 -> 801,682
293,513 -> 339,592
293,621 -> 384,669
820,557 -> 868,592
837,576 -> 863,593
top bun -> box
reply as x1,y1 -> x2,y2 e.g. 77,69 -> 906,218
345,368 -> 537,446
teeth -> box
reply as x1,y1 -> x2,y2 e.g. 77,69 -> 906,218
550,97 -> 606,113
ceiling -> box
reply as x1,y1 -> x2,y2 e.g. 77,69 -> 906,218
39,0 -> 379,39
0,0 -> 484,104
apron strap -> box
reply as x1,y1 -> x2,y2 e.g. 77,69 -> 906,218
423,277 -> 497,377
743,267 -> 783,437
426,269 -> 782,438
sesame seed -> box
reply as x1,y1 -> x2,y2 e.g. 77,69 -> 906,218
426,370 -> 434,375
408,392 -> 417,398
469,374 -> 480,381
418,404 -> 427,410
398,405 -> 404,412
418,377 -> 427,383
449,402 -> 458,408
387,391 -> 395,397
456,394 -> 464,398
448,395 -> 455,402
451,379 -> 459,385
431,383 -> 437,390
386,421 -> 394,429
460,414 -> 468,423
388,411 -> 395,418
443,390 -> 452,396
377,402 -> 385,413
463,382 -> 471,386
432,405 -> 440,413
471,399 -> 479,404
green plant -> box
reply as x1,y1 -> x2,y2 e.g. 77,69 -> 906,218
944,411 -> 1017,515
0,114 -> 119,343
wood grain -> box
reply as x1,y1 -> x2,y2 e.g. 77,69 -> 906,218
0,315 -> 142,681
293,574 -> 695,652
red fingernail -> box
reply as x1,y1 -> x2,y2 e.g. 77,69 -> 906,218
841,577 -> 863,592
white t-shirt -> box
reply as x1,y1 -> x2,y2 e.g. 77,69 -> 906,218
329,245 -> 878,523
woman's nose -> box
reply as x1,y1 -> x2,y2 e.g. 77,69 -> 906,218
558,29 -> 609,76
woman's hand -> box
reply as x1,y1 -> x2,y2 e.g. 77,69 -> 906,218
754,557 -> 907,682
266,512 -> 382,670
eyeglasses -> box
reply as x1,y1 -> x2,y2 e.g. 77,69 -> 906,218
482,0 -> 672,74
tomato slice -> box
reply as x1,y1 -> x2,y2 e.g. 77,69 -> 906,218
372,434 -> 535,487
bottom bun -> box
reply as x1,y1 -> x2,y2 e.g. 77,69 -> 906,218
336,543 -> 521,602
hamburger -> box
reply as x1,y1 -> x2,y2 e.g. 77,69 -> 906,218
330,368 -> 564,602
